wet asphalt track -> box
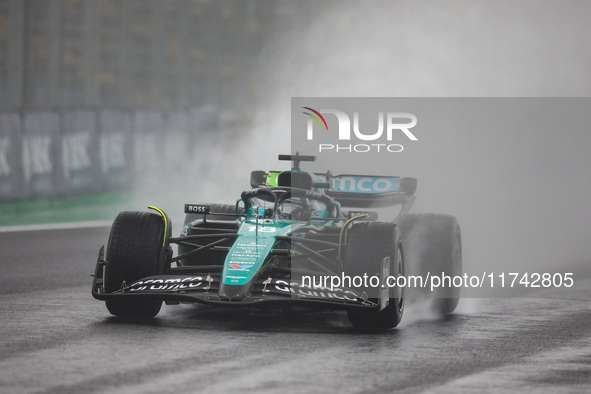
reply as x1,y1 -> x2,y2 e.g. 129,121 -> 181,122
1,226 -> 590,393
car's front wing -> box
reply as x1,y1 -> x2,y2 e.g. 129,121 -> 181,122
92,272 -> 378,311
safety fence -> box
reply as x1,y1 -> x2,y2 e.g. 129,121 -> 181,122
0,108 -> 218,202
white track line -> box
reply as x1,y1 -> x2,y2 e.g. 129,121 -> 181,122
0,220 -> 113,233
0,215 -> 186,233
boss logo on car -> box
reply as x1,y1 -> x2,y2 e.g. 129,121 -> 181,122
348,211 -> 379,220
184,204 -> 210,214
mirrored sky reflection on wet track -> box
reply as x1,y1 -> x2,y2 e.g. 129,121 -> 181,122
0,226 -> 590,393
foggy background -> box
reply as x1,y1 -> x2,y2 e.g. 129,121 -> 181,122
291,97 -> 591,295
1,0 -> 590,292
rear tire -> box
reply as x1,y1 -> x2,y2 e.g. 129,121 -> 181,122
104,211 -> 165,318
183,203 -> 239,226
395,213 -> 462,315
344,222 -> 404,329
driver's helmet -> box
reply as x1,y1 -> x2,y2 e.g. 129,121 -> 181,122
277,197 -> 311,221
251,206 -> 273,218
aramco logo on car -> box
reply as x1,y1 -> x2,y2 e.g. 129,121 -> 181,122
302,107 -> 418,153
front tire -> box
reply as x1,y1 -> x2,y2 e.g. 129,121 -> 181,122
344,222 -> 404,329
104,211 -> 165,318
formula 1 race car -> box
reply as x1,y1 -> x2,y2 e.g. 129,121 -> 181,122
92,154 -> 461,329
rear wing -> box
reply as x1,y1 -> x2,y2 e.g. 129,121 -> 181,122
250,171 -> 417,209
325,175 -> 416,209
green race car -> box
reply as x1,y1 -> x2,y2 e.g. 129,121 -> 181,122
92,154 -> 461,329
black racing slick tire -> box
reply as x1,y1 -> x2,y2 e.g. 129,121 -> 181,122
344,222 -> 404,329
104,211 -> 165,318
183,203 -> 239,226
395,213 -> 462,315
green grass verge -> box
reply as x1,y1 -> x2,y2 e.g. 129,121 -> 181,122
0,192 -> 135,227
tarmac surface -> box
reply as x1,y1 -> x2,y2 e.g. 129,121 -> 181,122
1,226 -> 590,393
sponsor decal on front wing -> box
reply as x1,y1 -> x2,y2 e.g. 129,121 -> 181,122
128,276 -> 206,291
272,279 -> 360,302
